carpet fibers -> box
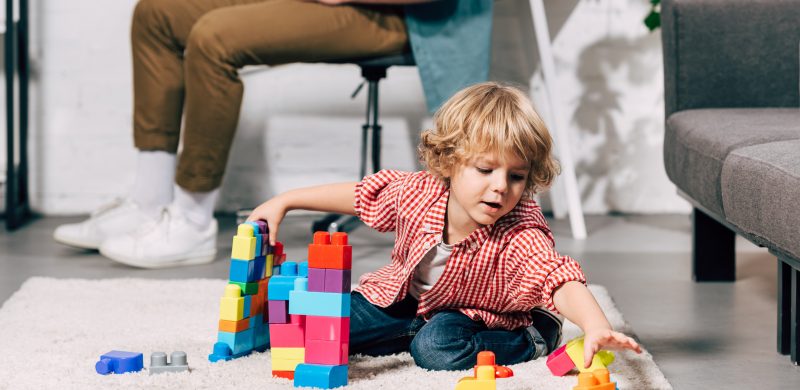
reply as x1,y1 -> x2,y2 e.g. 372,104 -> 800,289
0,277 -> 671,389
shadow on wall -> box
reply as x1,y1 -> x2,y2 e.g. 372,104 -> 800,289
572,32 -> 664,212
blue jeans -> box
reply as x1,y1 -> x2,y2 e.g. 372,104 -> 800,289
348,292 -> 549,371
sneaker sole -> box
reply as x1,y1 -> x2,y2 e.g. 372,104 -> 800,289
53,233 -> 101,250
100,248 -> 217,269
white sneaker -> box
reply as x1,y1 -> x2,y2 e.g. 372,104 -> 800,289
99,205 -> 218,269
53,198 -> 156,250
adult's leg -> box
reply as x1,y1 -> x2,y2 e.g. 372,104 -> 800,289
408,311 -> 544,371
130,0 -> 266,152
177,0 -> 408,191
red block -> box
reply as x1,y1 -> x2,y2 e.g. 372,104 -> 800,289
305,339 -> 348,365
269,323 -> 305,347
272,370 -> 294,380
308,232 -> 352,270
306,316 -> 349,342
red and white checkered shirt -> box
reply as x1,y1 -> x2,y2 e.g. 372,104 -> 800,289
353,170 -> 586,330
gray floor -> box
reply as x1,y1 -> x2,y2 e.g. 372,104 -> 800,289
2,214 -> 799,388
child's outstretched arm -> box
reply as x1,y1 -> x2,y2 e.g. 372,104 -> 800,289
246,182 -> 358,246
552,281 -> 642,368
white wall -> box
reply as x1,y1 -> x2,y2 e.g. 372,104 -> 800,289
22,0 -> 689,215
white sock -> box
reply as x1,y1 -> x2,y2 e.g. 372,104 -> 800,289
129,150 -> 176,215
173,185 -> 220,228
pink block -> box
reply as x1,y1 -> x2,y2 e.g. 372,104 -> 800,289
546,344 -> 575,376
305,316 -> 349,342
269,323 -> 305,347
290,314 -> 304,325
305,339 -> 348,365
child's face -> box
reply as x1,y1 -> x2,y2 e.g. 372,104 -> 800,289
446,151 -> 529,233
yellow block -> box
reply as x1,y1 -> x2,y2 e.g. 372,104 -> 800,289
237,224 -> 255,236
219,284 -> 244,321
271,358 -> 304,371
271,347 -> 305,361
455,366 -> 497,390
565,337 -> 615,373
232,236 -> 257,260
264,254 -> 274,277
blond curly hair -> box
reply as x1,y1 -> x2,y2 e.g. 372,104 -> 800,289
418,82 -> 560,194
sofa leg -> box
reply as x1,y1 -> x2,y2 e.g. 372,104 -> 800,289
692,208 -> 735,281
778,260 -> 792,355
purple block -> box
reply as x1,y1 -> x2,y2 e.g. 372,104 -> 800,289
325,269 -> 351,293
255,220 -> 268,235
268,300 -> 289,324
308,268 -> 326,292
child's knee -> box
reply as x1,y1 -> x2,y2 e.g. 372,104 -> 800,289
408,331 -> 476,371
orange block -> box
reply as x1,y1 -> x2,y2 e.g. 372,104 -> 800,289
219,318 -> 249,332
272,370 -> 294,380
308,231 -> 352,270
573,369 -> 616,390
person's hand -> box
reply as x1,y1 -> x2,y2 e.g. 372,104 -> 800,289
311,0 -> 351,5
582,328 -> 642,368
246,195 -> 289,246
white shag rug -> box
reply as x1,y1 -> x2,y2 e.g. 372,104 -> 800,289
0,277 -> 671,389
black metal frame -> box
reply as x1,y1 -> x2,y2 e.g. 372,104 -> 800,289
4,0 -> 31,230
311,64 -> 387,234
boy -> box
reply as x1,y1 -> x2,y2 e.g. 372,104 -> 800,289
248,82 -> 641,370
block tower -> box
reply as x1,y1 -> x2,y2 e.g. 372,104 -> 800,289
209,221 -> 286,362
267,231 -> 352,388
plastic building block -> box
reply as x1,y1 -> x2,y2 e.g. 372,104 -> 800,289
308,232 -> 352,270
273,370 -> 295,380
272,347 -> 305,360
229,281 -> 259,295
573,369 -> 616,390
565,337 -> 615,374
547,344 -> 574,376
219,284 -> 244,321
270,322 -> 306,347
218,328 -> 255,355
324,269 -> 351,293
253,255 -> 267,280
269,300 -> 289,324
149,351 -> 189,375
95,350 -> 144,375
253,321 -> 270,352
308,268 -> 326,292
243,295 -> 252,317
454,351 -> 513,390
208,341 -> 251,362
306,316 -> 350,342
232,224 -> 257,260
293,363 -> 348,389
305,339 -> 348,365
229,259 -> 257,283
289,290 -> 350,317
265,254 -> 275,277
219,318 -> 250,333
268,275 -> 300,300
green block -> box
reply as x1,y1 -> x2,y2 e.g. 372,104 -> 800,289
229,281 -> 259,295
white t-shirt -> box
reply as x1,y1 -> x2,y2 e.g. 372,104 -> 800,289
408,241 -> 453,300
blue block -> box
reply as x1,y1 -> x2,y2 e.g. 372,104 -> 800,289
280,261 -> 298,276
289,290 -> 350,317
208,342 -> 252,363
95,350 -> 143,375
229,258 -> 257,283
293,364 -> 348,389
249,314 -> 263,329
243,295 -> 252,317
253,322 -> 270,352
298,261 -> 309,277
253,255 -> 267,280
268,275 -> 298,300
273,265 -> 281,276
218,328 -> 254,355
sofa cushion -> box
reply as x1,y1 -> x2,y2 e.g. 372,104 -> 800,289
665,108 -> 800,216
721,140 -> 800,260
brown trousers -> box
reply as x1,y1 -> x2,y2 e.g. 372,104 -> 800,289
131,0 -> 408,191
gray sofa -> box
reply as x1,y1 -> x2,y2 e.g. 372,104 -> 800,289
661,0 -> 800,363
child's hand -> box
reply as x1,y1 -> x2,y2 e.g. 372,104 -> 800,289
582,328 -> 642,368
246,196 -> 288,246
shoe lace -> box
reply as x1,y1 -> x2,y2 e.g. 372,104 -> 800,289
133,206 -> 172,237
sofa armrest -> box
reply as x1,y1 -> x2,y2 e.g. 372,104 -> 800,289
662,0 -> 800,117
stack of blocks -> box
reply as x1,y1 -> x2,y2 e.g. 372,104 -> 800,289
209,222 -> 286,362
268,231 -> 352,389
